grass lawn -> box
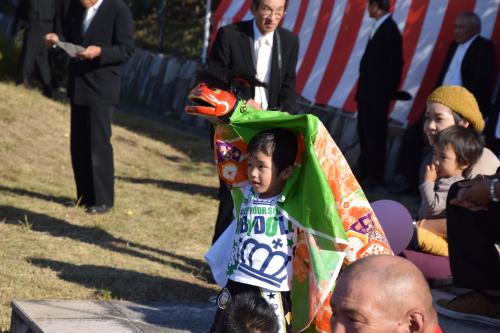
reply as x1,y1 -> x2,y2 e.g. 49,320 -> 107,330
0,81 -> 421,332
0,83 -> 219,331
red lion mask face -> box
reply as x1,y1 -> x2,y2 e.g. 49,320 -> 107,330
185,83 -> 237,118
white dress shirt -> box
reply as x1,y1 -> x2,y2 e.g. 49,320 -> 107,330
82,0 -> 104,34
442,35 -> 478,86
253,20 -> 273,110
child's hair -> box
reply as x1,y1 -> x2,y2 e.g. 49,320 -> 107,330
247,129 -> 298,172
220,292 -> 279,333
435,125 -> 484,170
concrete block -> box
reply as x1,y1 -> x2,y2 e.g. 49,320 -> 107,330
9,310 -> 32,333
12,300 -> 120,320
163,58 -> 181,84
149,54 -> 164,77
178,60 -> 198,80
111,301 -> 216,332
144,60 -> 168,108
10,300 -> 217,333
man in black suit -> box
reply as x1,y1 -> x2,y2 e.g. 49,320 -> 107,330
12,0 -> 56,96
44,0 -> 135,214
355,0 -> 403,187
210,0 -> 298,113
437,12 -> 495,118
209,0 -> 299,242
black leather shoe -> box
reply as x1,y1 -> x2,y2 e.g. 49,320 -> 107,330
86,205 -> 112,215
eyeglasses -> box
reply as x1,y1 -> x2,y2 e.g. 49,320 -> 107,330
259,6 -> 286,18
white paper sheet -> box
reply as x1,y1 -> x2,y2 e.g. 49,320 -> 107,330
56,41 -> 85,58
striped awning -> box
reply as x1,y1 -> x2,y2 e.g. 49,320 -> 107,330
212,0 -> 500,125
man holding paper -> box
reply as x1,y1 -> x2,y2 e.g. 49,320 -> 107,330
45,0 -> 134,214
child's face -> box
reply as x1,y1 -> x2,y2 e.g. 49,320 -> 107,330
247,150 -> 287,199
433,144 -> 465,178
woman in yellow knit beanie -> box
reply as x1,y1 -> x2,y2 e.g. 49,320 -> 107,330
414,85 -> 500,256
424,85 -> 498,181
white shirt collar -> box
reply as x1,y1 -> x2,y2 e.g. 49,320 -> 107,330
253,19 -> 274,46
459,34 -> 479,48
82,0 -> 104,32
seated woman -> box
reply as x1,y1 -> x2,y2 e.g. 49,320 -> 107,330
413,86 -> 499,256
416,125 -> 483,256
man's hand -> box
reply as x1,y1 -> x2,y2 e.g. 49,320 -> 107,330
246,99 -> 263,110
77,46 -> 102,60
450,177 -> 490,211
44,33 -> 59,47
424,164 -> 437,183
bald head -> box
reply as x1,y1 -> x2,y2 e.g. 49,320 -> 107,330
454,12 -> 481,44
331,255 -> 437,333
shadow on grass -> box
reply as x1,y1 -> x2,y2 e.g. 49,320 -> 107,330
0,184 -> 73,205
117,176 -> 217,199
0,205 -> 212,283
124,303 -> 216,332
28,258 -> 214,302
113,107 -> 212,164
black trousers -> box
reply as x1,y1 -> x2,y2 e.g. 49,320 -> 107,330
447,182 -> 500,290
210,125 -> 234,244
212,180 -> 234,244
16,21 -> 52,94
396,115 -> 426,189
70,104 -> 114,207
357,100 -> 390,182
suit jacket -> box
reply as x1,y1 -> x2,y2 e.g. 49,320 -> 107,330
12,0 -> 56,34
15,0 -> 56,22
356,16 -> 403,104
62,0 -> 135,105
53,0 -> 71,36
209,20 -> 299,113
437,36 -> 495,117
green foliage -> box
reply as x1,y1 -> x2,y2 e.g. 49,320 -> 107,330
125,0 -> 163,20
129,0 -> 207,58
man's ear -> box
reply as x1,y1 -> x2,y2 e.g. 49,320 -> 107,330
406,310 -> 425,333
280,165 -> 294,180
250,3 -> 257,15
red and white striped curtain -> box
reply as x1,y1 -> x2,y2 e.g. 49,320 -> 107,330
212,0 -> 500,125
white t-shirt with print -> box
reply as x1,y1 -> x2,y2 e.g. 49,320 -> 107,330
227,185 -> 297,291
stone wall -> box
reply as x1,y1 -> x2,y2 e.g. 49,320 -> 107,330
120,50 -> 405,181
120,50 -> 203,125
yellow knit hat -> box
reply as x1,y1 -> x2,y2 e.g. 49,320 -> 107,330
427,85 -> 485,133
